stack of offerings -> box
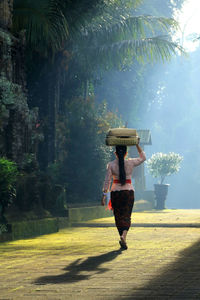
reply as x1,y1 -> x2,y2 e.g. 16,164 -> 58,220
105,128 -> 139,146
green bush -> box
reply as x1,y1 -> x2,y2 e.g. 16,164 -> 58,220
146,152 -> 183,184
0,158 -> 18,224
20,153 -> 39,173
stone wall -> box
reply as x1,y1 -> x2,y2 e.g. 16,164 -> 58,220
0,0 -> 13,30
0,0 -> 40,162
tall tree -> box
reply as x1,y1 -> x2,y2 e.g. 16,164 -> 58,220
94,0 -> 185,126
12,0 -> 184,169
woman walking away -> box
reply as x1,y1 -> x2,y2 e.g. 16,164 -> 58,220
101,142 -> 146,250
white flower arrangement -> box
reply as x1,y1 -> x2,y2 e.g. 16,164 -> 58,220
146,152 -> 183,184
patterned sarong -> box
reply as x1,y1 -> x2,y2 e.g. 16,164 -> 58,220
111,190 -> 134,235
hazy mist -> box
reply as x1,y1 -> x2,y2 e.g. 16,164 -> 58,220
140,49 -> 200,209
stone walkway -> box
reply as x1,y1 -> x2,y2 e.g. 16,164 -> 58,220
0,209 -> 200,300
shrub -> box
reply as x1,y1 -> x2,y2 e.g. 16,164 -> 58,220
146,152 -> 183,184
0,158 -> 18,224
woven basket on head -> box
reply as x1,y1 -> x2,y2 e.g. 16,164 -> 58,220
105,128 -> 139,146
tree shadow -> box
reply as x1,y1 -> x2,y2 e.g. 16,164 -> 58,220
34,249 -> 122,285
123,238 -> 200,299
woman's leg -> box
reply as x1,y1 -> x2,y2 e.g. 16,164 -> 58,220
121,230 -> 128,241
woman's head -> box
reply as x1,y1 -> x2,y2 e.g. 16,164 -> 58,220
115,145 -> 127,185
115,145 -> 127,158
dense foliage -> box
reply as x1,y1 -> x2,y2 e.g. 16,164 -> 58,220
146,152 -> 183,184
0,158 -> 18,223
48,98 -> 123,204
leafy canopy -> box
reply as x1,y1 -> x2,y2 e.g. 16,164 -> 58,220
12,0 -> 185,65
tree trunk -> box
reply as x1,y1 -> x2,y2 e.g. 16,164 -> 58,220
36,64 -> 60,169
47,70 -> 56,164
0,0 -> 13,30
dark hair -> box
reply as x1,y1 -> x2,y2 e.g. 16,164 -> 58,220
116,145 -> 127,185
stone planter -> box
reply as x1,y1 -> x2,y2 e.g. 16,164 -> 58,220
154,184 -> 170,209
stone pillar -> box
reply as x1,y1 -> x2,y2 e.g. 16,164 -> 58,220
0,0 -> 13,30
0,0 -> 13,80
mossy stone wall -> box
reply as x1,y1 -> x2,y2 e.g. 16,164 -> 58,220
0,218 -> 59,242
68,206 -> 113,223
0,201 -> 153,242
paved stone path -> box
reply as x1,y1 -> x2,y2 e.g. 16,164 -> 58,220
0,209 -> 200,300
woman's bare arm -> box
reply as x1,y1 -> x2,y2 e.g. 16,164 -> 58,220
136,143 -> 143,154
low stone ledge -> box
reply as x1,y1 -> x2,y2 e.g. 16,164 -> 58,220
0,232 -> 12,242
0,202 -> 153,242
134,199 -> 155,211
58,217 -> 71,229
0,218 -> 59,242
67,206 -> 113,223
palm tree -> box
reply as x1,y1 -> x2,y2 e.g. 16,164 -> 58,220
13,0 -> 184,62
67,13 -> 184,99
12,0 -> 185,168
72,15 -> 183,73
12,0 -> 109,57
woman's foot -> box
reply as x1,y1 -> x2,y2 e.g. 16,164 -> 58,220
119,236 -> 128,250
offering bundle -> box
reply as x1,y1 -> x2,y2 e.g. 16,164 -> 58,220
105,128 -> 139,146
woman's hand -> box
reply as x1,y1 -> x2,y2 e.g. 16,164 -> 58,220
101,194 -> 107,206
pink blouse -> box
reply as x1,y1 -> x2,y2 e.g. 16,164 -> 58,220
103,151 -> 146,192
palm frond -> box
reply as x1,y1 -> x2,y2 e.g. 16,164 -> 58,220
80,15 -> 179,45
13,0 -> 69,56
103,0 -> 144,10
75,36 -> 185,72
70,10 -> 184,73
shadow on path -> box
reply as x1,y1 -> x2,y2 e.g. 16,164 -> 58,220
72,223 -> 200,228
122,239 -> 200,300
34,249 -> 122,285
